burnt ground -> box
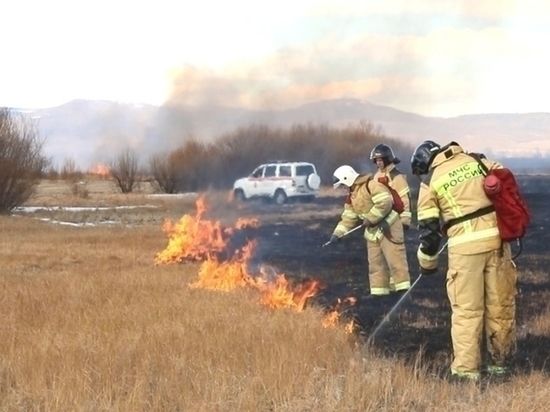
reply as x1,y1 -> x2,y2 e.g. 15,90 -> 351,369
230,175 -> 550,377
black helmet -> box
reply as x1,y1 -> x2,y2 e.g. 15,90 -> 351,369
411,140 -> 440,176
370,143 -> 400,165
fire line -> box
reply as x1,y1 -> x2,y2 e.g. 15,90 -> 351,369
155,195 -> 356,331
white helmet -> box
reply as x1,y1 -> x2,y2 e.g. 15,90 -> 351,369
332,165 -> 359,188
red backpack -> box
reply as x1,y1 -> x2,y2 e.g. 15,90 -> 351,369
470,154 -> 531,242
368,172 -> 405,214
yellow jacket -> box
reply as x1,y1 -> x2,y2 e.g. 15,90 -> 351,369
417,143 -> 502,270
374,163 -> 412,227
333,174 -> 403,244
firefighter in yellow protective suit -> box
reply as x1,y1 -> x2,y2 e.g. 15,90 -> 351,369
327,165 -> 411,296
370,143 -> 412,293
411,140 -> 517,382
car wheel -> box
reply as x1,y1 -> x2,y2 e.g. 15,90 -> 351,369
274,190 -> 287,205
306,173 -> 321,190
233,189 -> 245,202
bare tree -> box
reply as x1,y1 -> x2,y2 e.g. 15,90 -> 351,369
44,163 -> 59,180
149,151 -> 179,194
108,147 -> 139,193
169,139 -> 209,192
60,157 -> 83,180
148,140 -> 211,193
0,108 -> 49,213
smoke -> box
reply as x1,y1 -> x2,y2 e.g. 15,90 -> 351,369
161,16 -> 518,118
91,104 -> 150,166
161,0 -> 550,120
34,1 -> 550,169
166,66 -> 251,108
80,2 -> 544,165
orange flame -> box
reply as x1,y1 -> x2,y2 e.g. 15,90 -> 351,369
188,240 -> 256,291
322,297 -> 357,333
155,196 -> 259,264
89,163 -> 110,178
156,195 -> 355,329
257,274 -> 323,311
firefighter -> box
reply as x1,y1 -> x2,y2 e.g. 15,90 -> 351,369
370,143 -> 412,293
411,140 -> 517,382
370,143 -> 412,229
327,165 -> 411,297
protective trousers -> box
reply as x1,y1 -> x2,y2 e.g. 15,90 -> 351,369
447,245 -> 517,376
366,237 -> 410,295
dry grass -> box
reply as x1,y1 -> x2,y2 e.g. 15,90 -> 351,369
1,183 -> 550,411
28,179 -> 159,207
29,180 -> 344,223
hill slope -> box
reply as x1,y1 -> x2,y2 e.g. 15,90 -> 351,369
22,98 -> 550,168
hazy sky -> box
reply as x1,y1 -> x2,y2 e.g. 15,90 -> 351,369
3,0 -> 550,117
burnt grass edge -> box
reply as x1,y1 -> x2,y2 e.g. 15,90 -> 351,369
242,184 -> 550,377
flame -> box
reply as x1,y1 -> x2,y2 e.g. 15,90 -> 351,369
190,258 -> 251,291
155,196 -> 259,264
188,240 -> 256,291
257,274 -> 323,311
89,163 -> 110,178
322,297 -> 357,333
156,195 -> 355,330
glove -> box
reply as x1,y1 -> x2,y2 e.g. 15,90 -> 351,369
403,224 -> 410,231
323,235 -> 340,248
329,235 -> 340,244
420,267 -> 438,276
363,219 -> 374,228
419,219 -> 443,255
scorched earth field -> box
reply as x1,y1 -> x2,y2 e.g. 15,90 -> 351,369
221,174 -> 550,375
2,175 -> 550,411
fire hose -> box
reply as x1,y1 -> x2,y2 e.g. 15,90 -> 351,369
322,224 -> 363,247
322,218 -> 412,248
366,240 -> 449,345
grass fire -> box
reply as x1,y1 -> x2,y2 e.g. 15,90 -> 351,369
155,196 -> 356,327
2,178 -> 550,410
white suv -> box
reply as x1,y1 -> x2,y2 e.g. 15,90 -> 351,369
233,161 -> 321,204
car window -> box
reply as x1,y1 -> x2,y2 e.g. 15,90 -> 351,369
251,167 -> 264,178
296,165 -> 314,176
279,165 -> 291,177
264,166 -> 277,177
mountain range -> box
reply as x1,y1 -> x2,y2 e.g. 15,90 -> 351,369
18,98 -> 550,170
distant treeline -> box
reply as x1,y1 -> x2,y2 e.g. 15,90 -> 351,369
494,157 -> 550,174
150,122 -> 416,193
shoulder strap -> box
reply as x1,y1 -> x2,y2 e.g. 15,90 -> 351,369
365,176 -> 373,194
388,168 -> 402,180
467,153 -> 489,176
